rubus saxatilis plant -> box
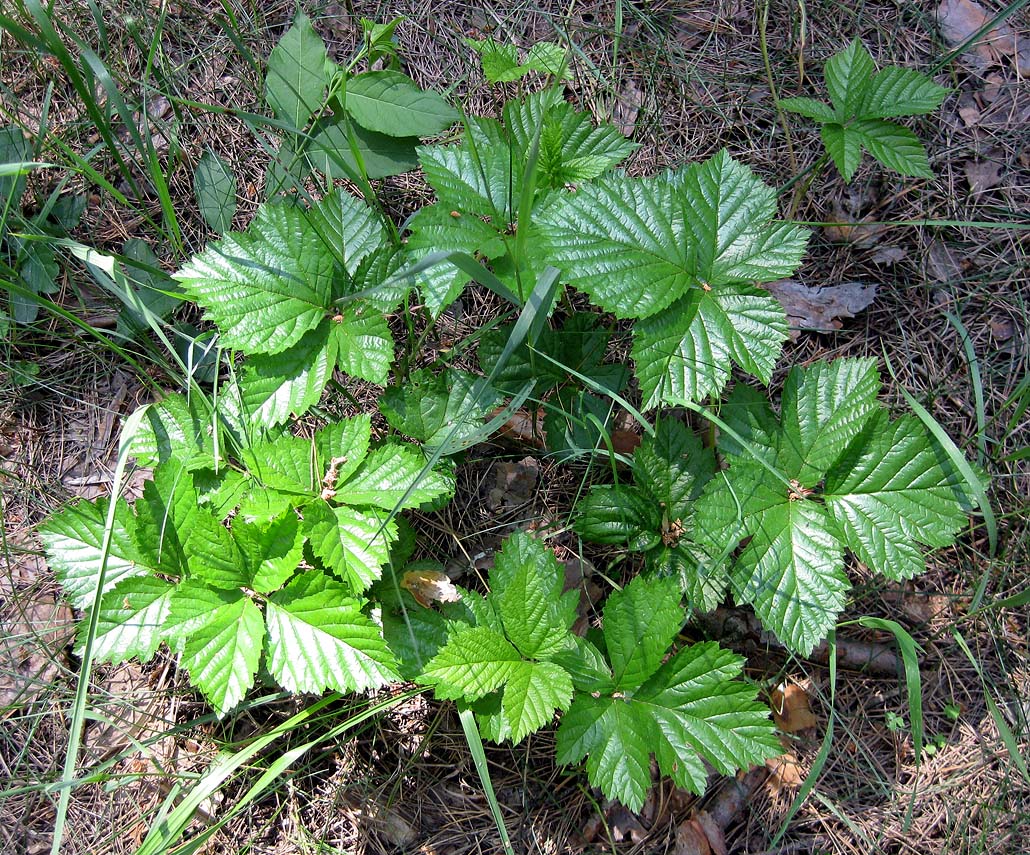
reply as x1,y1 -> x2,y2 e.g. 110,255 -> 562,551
40,23 -> 979,813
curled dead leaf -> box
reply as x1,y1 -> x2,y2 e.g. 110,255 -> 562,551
766,279 -> 877,338
766,752 -> 805,795
770,682 -> 818,733
400,568 -> 461,608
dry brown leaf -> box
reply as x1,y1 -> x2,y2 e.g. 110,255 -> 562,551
485,456 -> 539,510
925,239 -> 966,284
991,317 -> 1016,341
766,752 -> 805,795
400,568 -> 461,608
674,818 -> 712,855
0,593 -> 75,710
964,159 -> 1004,193
870,246 -> 908,265
770,682 -> 819,733
612,78 -> 643,137
494,408 -> 546,447
937,0 -> 1030,72
766,279 -> 877,338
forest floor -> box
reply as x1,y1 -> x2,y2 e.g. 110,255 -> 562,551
1,1 -> 1028,853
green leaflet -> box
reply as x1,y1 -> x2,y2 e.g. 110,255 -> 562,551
342,70 -> 459,138
779,39 -> 948,181
265,571 -> 399,694
265,12 -> 327,130
554,575 -> 779,811
575,419 -> 726,612
695,359 -> 977,654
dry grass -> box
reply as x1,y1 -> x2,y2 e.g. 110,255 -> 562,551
1,0 -> 1028,853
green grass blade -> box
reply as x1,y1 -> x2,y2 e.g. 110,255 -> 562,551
943,311 -> 987,466
50,404 -> 150,855
858,617 -> 924,763
458,707 -> 515,855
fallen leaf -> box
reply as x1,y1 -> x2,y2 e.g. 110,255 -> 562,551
964,158 -> 1004,193
612,78 -> 643,137
824,202 -> 887,247
770,682 -> 818,733
990,317 -> 1015,341
937,0 -> 1030,72
0,592 -> 75,710
925,239 -> 966,284
674,818 -> 712,855
765,752 -> 805,795
766,279 -> 877,338
400,568 -> 461,608
870,246 -> 908,265
494,408 -> 545,447
611,429 -> 641,455
485,456 -> 539,510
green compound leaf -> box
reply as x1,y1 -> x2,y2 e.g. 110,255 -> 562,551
303,502 -> 396,591
343,70 -> 459,138
380,367 -> 501,453
177,586 -> 265,716
695,358 -> 975,654
175,202 -> 334,355
850,119 -> 934,179
88,575 -> 174,664
134,468 -> 200,577
858,66 -> 950,119
334,443 -> 455,510
266,570 -> 399,694
556,577 -> 779,811
633,418 -> 715,516
265,11 -> 328,130
39,497 -> 152,612
632,283 -> 789,408
185,510 -> 247,590
575,485 -> 662,551
466,37 -> 523,83
824,412 -> 971,581
824,38 -> 876,118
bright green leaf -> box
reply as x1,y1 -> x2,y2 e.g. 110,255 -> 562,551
343,70 -> 459,138
265,12 -> 327,129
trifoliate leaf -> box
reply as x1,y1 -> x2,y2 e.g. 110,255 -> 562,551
238,325 -> 336,426
265,12 -> 327,130
380,368 -> 501,453
232,510 -> 303,593
334,444 -> 455,510
265,570 -> 399,694
175,202 -> 335,355
632,284 -> 788,408
343,70 -> 459,138
556,577 -> 779,810
695,358 -> 974,654
491,531 -> 578,659
40,497 -> 152,611
177,587 -> 265,715
87,575 -> 174,663
328,302 -> 394,385
303,502 -> 396,591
